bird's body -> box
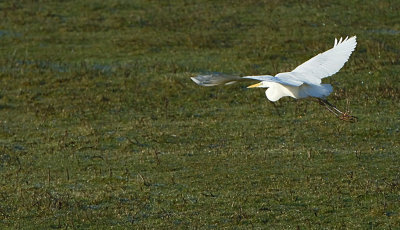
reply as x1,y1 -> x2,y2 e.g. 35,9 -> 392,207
256,81 -> 332,101
191,36 -> 357,101
191,36 -> 358,121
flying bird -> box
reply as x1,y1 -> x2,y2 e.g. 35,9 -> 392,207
191,36 -> 357,122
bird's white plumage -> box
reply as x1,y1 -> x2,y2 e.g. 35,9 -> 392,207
243,75 -> 302,87
191,36 -> 357,102
290,36 -> 356,84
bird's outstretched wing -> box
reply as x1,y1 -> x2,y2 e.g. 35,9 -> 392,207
191,73 -> 301,87
243,75 -> 302,86
288,36 -> 357,85
191,36 -> 356,87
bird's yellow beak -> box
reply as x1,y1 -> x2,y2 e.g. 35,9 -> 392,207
247,82 -> 262,88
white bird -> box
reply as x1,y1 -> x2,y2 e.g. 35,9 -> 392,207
191,36 -> 358,121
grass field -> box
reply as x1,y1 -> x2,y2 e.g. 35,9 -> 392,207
0,0 -> 399,228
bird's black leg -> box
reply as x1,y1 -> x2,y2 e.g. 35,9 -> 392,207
316,98 -> 358,122
317,98 -> 341,117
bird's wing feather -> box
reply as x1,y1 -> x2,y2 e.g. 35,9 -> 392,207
191,73 -> 284,86
190,73 -> 243,86
290,36 -> 357,84
190,73 -> 303,87
243,75 -> 303,86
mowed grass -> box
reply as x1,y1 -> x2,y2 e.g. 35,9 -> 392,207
0,0 -> 399,228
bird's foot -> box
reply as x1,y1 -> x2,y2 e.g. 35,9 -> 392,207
339,111 -> 358,123
317,98 -> 358,123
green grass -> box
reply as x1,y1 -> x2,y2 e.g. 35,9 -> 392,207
0,0 -> 399,228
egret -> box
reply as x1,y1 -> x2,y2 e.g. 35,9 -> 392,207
191,36 -> 357,122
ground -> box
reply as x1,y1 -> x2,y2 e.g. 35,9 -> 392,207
0,0 -> 399,228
